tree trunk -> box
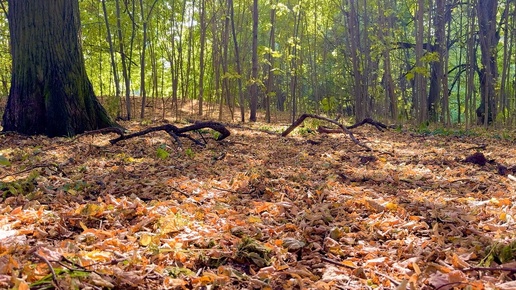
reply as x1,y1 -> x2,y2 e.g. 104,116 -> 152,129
265,1 -> 277,123
2,0 -> 116,137
476,0 -> 499,125
378,0 -> 397,120
137,0 -> 158,119
229,0 -> 245,122
249,0 -> 259,122
115,0 -> 132,120
465,2 -> 476,128
139,1 -> 148,119
101,0 -> 121,119
415,0 -> 428,123
198,0 -> 206,116
347,0 -> 366,121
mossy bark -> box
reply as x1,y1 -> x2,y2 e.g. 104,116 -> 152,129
2,0 -> 116,137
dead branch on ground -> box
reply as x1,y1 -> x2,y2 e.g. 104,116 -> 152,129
282,114 -> 389,151
79,121 -> 230,146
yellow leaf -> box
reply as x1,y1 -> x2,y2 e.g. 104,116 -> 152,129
489,198 -> 510,206
412,262 -> 421,275
79,221 -> 88,231
341,260 -> 358,268
451,253 -> 469,269
140,234 -> 152,246
248,216 -> 262,223
384,201 -> 398,211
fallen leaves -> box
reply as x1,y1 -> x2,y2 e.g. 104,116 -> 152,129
2,122 -> 516,289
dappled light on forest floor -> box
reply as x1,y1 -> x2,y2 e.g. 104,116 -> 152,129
1,122 -> 516,289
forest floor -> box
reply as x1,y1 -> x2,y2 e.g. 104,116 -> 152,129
2,115 -> 516,289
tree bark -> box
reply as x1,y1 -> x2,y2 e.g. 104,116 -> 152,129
476,0 -> 499,125
115,0 -> 132,120
229,0 -> 245,122
415,0 -> 428,123
2,0 -> 116,137
249,0 -> 259,122
265,1 -> 277,123
198,0 -> 206,116
101,0 -> 121,119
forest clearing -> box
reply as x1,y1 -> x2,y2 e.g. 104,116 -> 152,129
1,116 -> 516,289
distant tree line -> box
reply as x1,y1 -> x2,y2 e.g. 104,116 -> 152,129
0,0 -> 514,127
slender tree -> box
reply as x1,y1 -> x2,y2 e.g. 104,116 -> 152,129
265,0 -> 278,123
476,0 -> 499,125
198,0 -> 207,116
229,0 -> 245,122
139,0 -> 159,119
249,0 -> 259,122
101,0 -> 121,118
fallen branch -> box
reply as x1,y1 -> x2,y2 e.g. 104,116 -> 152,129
79,121 -> 230,146
110,121 -> 230,145
347,117 -> 388,131
281,114 -> 372,150
34,252 -> 63,290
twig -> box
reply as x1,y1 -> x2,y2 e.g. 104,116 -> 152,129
435,282 -> 472,290
34,252 -> 63,290
321,256 -> 400,286
212,186 -> 241,194
170,186 -> 189,195
463,266 -> 516,273
0,163 -> 58,180
465,144 -> 487,151
321,256 -> 356,269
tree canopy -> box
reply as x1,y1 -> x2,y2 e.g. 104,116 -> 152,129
0,0 -> 515,126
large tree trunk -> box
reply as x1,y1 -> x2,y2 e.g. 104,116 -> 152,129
2,0 -> 116,137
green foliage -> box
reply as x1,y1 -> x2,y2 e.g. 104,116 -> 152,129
211,130 -> 221,140
0,0 -> 510,127
0,155 -> 10,166
105,96 -> 120,118
30,268 -> 91,288
320,96 -> 338,114
184,148 -> 195,158
0,171 -> 39,199
481,241 -> 516,266
414,124 -> 478,137
156,144 -> 170,160
492,130 -> 515,141
165,266 -> 195,278
62,180 -> 89,194
293,118 -> 322,136
235,237 -> 272,268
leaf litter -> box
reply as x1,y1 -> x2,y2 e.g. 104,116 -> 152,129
1,122 -> 516,289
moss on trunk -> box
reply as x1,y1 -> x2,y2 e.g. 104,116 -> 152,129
2,0 -> 117,137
